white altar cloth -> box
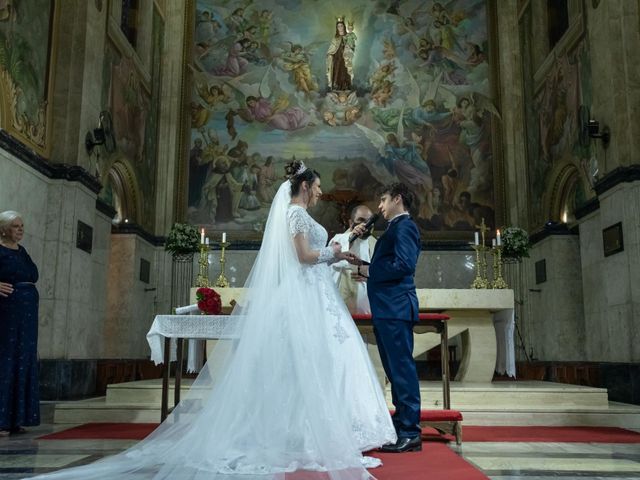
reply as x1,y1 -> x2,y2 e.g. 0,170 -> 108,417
147,314 -> 239,372
493,309 -> 515,377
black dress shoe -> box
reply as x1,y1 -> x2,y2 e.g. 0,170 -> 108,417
379,435 -> 422,453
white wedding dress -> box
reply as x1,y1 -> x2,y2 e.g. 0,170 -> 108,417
29,180 -> 395,480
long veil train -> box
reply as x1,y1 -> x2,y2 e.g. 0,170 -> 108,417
30,180 -> 393,480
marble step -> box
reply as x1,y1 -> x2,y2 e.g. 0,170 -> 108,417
105,379 -> 609,410
412,380 -> 610,410
53,397 -> 640,428
54,397 -> 161,424
106,378 -> 197,405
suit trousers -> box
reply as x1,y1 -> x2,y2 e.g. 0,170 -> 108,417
373,318 -> 421,438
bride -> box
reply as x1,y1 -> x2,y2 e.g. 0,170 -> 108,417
30,160 -> 396,480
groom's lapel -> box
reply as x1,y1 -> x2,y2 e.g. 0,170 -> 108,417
372,216 -> 402,262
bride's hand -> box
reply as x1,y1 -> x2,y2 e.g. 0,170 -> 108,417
336,252 -> 362,265
331,242 -> 342,255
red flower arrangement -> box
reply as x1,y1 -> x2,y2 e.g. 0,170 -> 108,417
196,287 -> 222,315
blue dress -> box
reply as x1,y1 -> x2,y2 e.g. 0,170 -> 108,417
0,244 -> 40,430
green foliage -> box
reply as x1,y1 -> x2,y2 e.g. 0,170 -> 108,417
0,30 -> 39,96
501,226 -> 530,260
165,223 -> 200,256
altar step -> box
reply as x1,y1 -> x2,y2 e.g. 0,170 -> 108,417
53,379 -> 640,428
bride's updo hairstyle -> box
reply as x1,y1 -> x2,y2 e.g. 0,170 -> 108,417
285,160 -> 321,196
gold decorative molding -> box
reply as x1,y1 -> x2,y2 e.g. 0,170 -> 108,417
174,0 -> 194,222
0,1 -> 58,158
106,156 -> 142,224
544,161 -> 580,223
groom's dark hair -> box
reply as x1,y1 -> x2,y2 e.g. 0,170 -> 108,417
381,182 -> 413,210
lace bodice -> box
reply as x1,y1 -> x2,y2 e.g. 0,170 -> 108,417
287,205 -> 334,263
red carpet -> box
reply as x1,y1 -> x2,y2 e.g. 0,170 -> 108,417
39,423 -> 158,440
40,423 -> 640,444
368,443 -> 488,480
460,425 -> 640,443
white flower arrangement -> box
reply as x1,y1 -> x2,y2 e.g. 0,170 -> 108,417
501,226 -> 530,260
165,223 -> 200,256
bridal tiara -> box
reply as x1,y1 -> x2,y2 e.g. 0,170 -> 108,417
295,162 -> 307,176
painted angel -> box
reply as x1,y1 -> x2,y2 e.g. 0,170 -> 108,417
226,66 -> 312,132
194,78 -> 234,110
356,122 -> 434,219
278,42 -> 321,94
322,91 -> 360,126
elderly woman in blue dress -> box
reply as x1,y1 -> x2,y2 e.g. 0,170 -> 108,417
0,210 -> 40,436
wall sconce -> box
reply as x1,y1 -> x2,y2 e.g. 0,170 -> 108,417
579,105 -> 610,149
585,119 -> 610,149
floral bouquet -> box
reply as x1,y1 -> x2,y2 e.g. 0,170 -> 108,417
196,287 -> 222,315
165,223 -> 200,256
501,226 -> 530,260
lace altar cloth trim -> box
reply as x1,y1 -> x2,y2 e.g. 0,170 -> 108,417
147,315 -> 240,366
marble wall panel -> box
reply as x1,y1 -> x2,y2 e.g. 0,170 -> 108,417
584,309 -> 607,360
632,302 -> 640,361
599,184 -> 626,228
629,241 -> 640,305
578,214 -> 603,269
604,303 -> 633,362
522,236 -> 586,361
0,150 -> 22,208
601,250 -> 632,306
104,234 -> 162,358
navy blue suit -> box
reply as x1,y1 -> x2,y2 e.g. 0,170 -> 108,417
367,214 -> 421,439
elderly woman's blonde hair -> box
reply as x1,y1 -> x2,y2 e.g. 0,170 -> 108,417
0,210 -> 23,237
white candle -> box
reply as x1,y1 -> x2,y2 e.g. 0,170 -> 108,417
496,229 -> 501,246
222,232 -> 227,243
492,238 -> 496,247
474,232 -> 479,245
200,228 -> 205,244
205,237 -> 209,245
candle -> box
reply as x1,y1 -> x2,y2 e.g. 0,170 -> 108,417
200,228 -> 205,244
222,232 -> 227,243
474,232 -> 479,245
496,229 -> 501,246
205,237 -> 209,245
492,238 -> 496,247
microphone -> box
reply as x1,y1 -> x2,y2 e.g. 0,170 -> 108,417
348,213 -> 380,245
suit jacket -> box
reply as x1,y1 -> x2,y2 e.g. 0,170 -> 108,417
367,214 -> 421,322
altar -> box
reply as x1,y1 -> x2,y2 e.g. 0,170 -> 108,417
206,287 -> 515,383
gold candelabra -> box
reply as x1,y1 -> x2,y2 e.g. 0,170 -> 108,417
491,245 -> 509,289
470,244 -> 490,289
214,241 -> 230,288
470,218 -> 490,289
195,244 -> 210,288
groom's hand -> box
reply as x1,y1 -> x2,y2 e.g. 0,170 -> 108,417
336,251 -> 362,265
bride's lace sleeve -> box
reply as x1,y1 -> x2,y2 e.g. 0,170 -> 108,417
288,207 -> 336,264
317,246 -> 336,264
288,207 -> 311,237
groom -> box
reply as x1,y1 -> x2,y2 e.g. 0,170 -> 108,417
353,182 -> 422,453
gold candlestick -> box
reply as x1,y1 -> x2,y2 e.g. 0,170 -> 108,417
470,244 -> 490,289
470,218 -> 490,289
491,245 -> 509,289
195,243 -> 210,287
214,241 -> 230,288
